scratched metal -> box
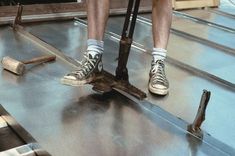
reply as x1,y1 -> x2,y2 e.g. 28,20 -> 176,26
21,16 -> 235,151
0,26 -> 229,156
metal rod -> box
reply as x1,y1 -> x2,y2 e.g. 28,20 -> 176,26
129,0 -> 141,38
121,0 -> 134,38
13,4 -> 23,29
187,90 -> 211,138
116,0 -> 141,81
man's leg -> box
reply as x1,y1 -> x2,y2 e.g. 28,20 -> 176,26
87,0 -> 110,40
148,0 -> 172,95
61,0 -> 110,86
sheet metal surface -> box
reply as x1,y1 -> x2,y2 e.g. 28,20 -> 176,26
112,15 -> 235,148
0,6 -> 235,155
106,16 -> 235,84
171,16 -> 235,49
0,26 -> 229,156
21,18 -> 235,150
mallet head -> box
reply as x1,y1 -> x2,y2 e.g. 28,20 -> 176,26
1,56 -> 25,75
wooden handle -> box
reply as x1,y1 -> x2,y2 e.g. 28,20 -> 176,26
22,55 -> 56,64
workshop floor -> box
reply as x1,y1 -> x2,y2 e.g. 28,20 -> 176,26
0,3 -> 235,156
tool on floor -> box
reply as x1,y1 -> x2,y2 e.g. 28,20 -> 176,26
13,4 -> 23,30
1,55 -> 56,75
188,90 -> 211,138
90,0 -> 146,100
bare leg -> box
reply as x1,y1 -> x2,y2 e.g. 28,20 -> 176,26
61,0 -> 110,86
148,0 -> 172,95
152,0 -> 172,49
87,0 -> 110,40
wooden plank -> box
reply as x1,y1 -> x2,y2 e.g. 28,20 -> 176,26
0,2 -> 86,17
0,0 -> 152,25
0,7 -> 152,25
0,0 -> 220,19
173,0 -> 220,10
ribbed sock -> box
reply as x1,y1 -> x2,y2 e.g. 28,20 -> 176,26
152,47 -> 167,62
87,39 -> 104,57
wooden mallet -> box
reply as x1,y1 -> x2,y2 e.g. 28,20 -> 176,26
1,55 -> 56,75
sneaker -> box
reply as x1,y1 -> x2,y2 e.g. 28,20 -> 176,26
61,51 -> 103,86
148,60 -> 169,95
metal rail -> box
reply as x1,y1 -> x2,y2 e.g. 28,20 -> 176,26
13,25 -> 81,69
173,11 -> 235,33
0,105 -> 51,156
122,89 -> 235,156
208,9 -> 235,19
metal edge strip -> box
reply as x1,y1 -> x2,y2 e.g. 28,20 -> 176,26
0,104 -> 51,156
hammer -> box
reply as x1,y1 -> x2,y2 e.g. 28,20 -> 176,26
1,55 -> 56,75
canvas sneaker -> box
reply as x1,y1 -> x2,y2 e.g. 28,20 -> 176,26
61,51 -> 103,86
148,60 -> 169,95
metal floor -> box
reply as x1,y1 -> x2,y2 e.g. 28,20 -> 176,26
0,6 -> 235,156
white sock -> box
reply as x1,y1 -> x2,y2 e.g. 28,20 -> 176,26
152,47 -> 167,62
87,39 -> 104,58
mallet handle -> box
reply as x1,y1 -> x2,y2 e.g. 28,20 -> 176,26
22,55 -> 56,64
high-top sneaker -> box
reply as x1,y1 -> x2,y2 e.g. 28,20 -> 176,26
61,51 -> 103,86
148,60 -> 169,95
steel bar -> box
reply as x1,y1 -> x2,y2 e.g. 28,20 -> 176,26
116,0 -> 141,81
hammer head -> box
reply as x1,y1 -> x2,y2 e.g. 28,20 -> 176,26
1,56 -> 25,75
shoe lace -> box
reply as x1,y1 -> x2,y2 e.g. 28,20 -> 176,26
151,60 -> 167,84
72,53 -> 97,77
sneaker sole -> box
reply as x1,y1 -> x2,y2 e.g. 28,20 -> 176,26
148,84 -> 169,95
60,76 -> 94,86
